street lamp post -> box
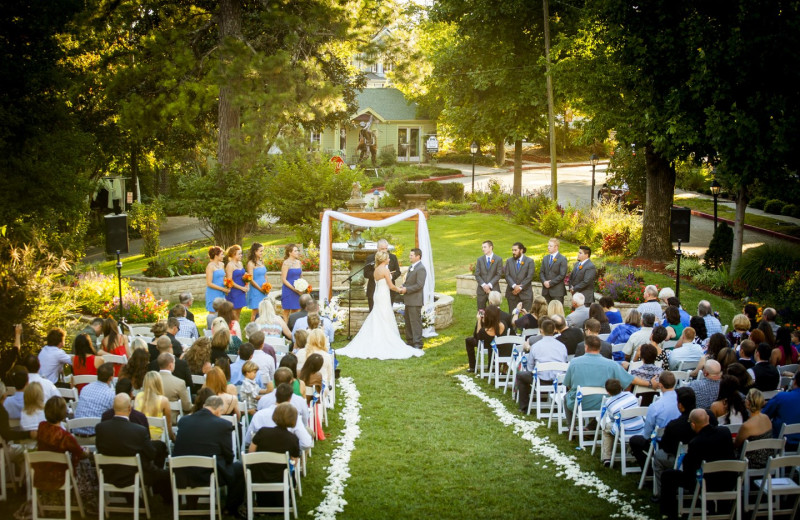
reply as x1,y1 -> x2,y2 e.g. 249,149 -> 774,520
115,250 -> 124,322
470,141 -> 478,194
710,178 -> 721,230
589,154 -> 599,208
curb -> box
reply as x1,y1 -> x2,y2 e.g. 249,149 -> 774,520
688,209 -> 800,244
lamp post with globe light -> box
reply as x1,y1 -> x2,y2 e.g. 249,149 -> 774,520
470,141 -> 479,193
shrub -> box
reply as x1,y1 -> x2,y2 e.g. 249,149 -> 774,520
380,193 -> 401,208
427,200 -> 473,214
733,243 -> 800,298
775,271 -> 800,324
763,199 -> 784,214
749,196 -> 767,210
782,203 -> 798,217
704,221 -> 733,269
538,205 -> 570,237
71,271 -> 134,315
675,160 -> 711,192
510,188 -> 554,226
379,145 -> 397,167
596,272 -> 650,303
691,264 -> 731,292
100,288 -> 169,324
589,201 -> 643,257
142,253 -> 207,278
601,230 -> 630,256
443,182 -> 465,202
434,151 -> 496,167
418,181 -> 444,200
128,198 -> 166,258
386,179 -> 417,200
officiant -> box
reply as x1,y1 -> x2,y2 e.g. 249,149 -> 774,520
364,239 -> 401,311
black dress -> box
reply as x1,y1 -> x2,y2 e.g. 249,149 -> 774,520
251,426 -> 301,506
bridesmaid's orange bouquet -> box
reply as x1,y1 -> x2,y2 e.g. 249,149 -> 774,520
306,284 -> 313,294
223,278 -> 234,288
261,282 -> 272,293
242,273 -> 253,283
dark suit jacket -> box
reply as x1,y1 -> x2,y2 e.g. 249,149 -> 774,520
540,252 -> 568,300
660,410 -> 719,455
364,252 -> 400,305
96,416 -> 157,487
575,339 -> 613,359
504,255 -> 535,301
557,328 -> 585,356
569,259 -> 597,304
287,310 -> 307,332
172,408 -> 234,487
148,357 -> 193,393
474,253 -> 503,296
681,424 -> 736,490
166,333 -> 184,358
101,408 -> 149,429
753,362 -> 780,391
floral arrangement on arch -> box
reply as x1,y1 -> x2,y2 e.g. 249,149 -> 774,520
320,296 -> 348,331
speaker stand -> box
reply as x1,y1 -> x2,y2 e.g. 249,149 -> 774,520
674,239 -> 682,300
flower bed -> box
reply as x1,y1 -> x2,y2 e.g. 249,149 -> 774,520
596,272 -> 655,304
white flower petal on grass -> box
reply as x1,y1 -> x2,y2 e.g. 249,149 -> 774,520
311,377 -> 362,520
455,375 -> 651,520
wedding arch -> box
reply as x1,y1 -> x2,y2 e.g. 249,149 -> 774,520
318,209 -> 435,305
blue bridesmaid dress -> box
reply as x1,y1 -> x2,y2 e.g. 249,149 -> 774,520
282,267 -> 302,310
247,265 -> 268,310
206,268 -> 226,312
226,268 -> 247,309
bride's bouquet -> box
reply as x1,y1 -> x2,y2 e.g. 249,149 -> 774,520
422,304 -> 436,329
293,278 -> 312,293
320,296 -> 348,331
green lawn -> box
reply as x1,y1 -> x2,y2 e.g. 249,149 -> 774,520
674,193 -> 800,238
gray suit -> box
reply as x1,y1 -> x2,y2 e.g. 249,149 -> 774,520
504,255 -> 535,313
403,262 -> 427,349
474,253 -> 503,310
569,259 -> 597,305
566,305 -> 591,329
159,370 -> 192,413
540,252 -> 568,303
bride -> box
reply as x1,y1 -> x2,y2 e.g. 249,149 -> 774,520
337,250 -> 424,360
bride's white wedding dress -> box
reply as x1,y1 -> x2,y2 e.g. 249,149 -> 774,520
337,278 -> 424,360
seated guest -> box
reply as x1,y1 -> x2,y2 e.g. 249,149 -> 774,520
96,393 -> 171,502
296,329 -> 333,388
691,332 -> 730,378
734,389 -> 776,468
119,347 -> 150,391
173,395 -> 244,517
4,367 -> 28,420
689,359 -> 723,410
715,346 -> 739,374
210,326 -> 236,365
257,367 -> 309,426
213,357 -> 239,396
631,326 -> 670,370
247,332 -> 276,384
245,383 -> 312,449
588,303 -> 611,334
689,316 -> 709,346
743,303 -> 759,331
247,402 -> 303,507
631,343 -> 664,381
761,307 -> 780,335
24,354 -> 59,401
299,353 -> 324,395
292,329 -> 309,355
255,297 -> 293,340
600,378 -> 644,466
607,310 -> 642,345
553,314 -> 583,356
101,317 -> 130,358
487,291 -> 513,332
736,339 -> 756,370
465,305 -> 507,372
565,293 -> 590,329
101,378 -> 149,429
629,371 -> 680,470
698,300 -> 723,336
762,371 -> 800,450
171,303 -> 199,340
206,297 -> 226,331
169,292 -> 195,322
623,313 -> 657,361
513,295 -> 548,332
230,342 -> 261,387
726,314 -> 751,348
267,353 -> 307,398
575,319 -> 612,359
38,328 -> 72,383
147,321 -> 169,362
34,396 -> 89,493
191,387 -> 215,414
599,296 -> 622,325
515,319 -> 568,413
636,285 -> 662,318
668,327 -> 705,370
659,291 -> 691,327
72,363 -> 115,435
752,342 -> 780,391
217,300 -> 242,339
291,302 -> 335,344
547,299 -> 565,319
71,333 -> 104,392
165,317 -> 185,358
241,361 -> 267,414
662,306 -> 684,340
80,317 -> 105,348
203,367 -> 240,418
157,353 -> 192,414
149,336 -> 193,392
183,337 -> 212,376
0,380 -> 35,447
21,382 -> 45,432
711,375 -> 749,425
770,327 -> 799,367
287,294 -> 313,332
726,362 -> 754,395
134,371 -> 175,442
660,409 -> 734,520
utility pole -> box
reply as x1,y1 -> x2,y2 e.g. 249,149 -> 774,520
543,0 -> 558,201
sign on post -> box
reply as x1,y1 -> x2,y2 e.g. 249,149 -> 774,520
426,135 -> 439,154
330,155 -> 345,173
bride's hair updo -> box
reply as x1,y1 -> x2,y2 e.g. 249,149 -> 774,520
375,250 -> 389,264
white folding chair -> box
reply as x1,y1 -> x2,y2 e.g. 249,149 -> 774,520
65,417 -> 102,448
58,387 -> 80,415
0,433 -> 27,501
569,386 -> 607,450
227,354 -> 238,363
147,416 -> 172,454
176,336 -> 194,347
264,336 -> 289,354
612,343 -> 626,354
638,427 -> 665,491
740,438 -> 785,513
762,390 -> 781,401
241,451 -> 298,520
71,375 -> 97,387
597,333 -> 610,341
662,340 -> 678,350
678,360 -> 698,372
26,450 -> 85,520
488,336 -> 524,389
687,460 -> 746,520
477,340 -> 489,379
609,406 -> 649,474
103,353 -> 128,366
169,455 -> 222,520
778,364 -> 798,376
546,373 -> 569,434
627,360 -> 644,373
191,374 -> 206,386
779,423 -> 800,455
527,362 -> 569,418
520,328 -> 539,340
219,414 -> 241,462
130,326 -> 152,336
750,454 -> 800,520
671,370 -> 691,384
96,453 -> 151,520
169,400 -> 185,427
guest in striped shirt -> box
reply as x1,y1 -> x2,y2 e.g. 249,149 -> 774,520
600,378 -> 644,466
73,363 -> 115,435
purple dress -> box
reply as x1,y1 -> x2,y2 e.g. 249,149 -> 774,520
226,268 -> 247,309
282,267 -> 302,310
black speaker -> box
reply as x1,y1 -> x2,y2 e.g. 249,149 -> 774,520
105,214 -> 129,254
670,206 -> 691,243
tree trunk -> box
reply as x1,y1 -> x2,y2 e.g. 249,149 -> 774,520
562,110 -> 569,153
218,0 -> 241,171
513,139 -> 522,196
730,184 -> 749,275
494,136 -> 505,167
636,142 -> 676,261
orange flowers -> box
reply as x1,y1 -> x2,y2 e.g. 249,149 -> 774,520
261,281 -> 272,293
223,278 -> 234,288
307,284 -> 313,294
242,273 -> 253,283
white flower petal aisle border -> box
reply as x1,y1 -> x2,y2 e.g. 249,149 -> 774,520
455,375 -> 651,520
311,376 -> 361,520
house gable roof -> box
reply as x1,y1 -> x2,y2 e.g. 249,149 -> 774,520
354,88 -> 429,122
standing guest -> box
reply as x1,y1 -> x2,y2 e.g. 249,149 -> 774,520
364,239 -> 401,311
711,375 -> 749,425
38,328 -> 72,383
287,294 -> 314,332
667,327 -> 705,370
247,403 -> 303,508
246,242 -> 268,321
752,342 -> 780,391
504,242 -> 535,314
565,293 -> 590,329
623,313 -> 656,361
770,327 -> 799,366
119,348 -> 150,391
487,291 -> 514,333
100,378 -> 149,428
568,245 -> 596,305
575,319 -> 613,359
171,304 -> 198,339
698,300 -> 723,336
473,240 -> 503,311
79,318 -> 105,348
34,397 -> 90,493
599,378 -> 644,466
4,367 -> 28,419
553,314 -> 584,357
629,371 -> 680,471
588,303 -> 611,334
224,244 -> 248,321
23,354 -> 59,401
465,304 -> 507,373
663,306 -> 684,340
726,314 -> 752,348
203,367 -> 240,418
101,317 -> 130,358
540,238 -> 568,304
688,359 -> 723,409
72,333 -> 104,392
513,295 -> 548,333
72,363 -> 115,435
256,297 -> 292,340
636,285 -> 662,319
206,246 -> 229,319
134,371 -> 175,442
281,243 -> 304,322
762,372 -> 800,449
173,396 -> 245,517
735,389 -> 777,468
21,382 -> 45,431
599,296 -> 623,325
157,353 -> 192,414
96,393 -> 171,503
150,336 -> 193,392
607,310 -> 642,345
515,319 -> 568,413
743,303 -> 760,331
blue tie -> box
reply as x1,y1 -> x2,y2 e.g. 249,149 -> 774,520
486,257 -> 490,267
517,259 -> 521,270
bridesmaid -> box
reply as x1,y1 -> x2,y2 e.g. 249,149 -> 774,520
205,246 -> 228,318
246,242 -> 267,322
225,245 -> 248,321
281,243 -> 303,322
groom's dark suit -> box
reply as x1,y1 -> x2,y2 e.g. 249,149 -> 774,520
403,262 -> 427,349
364,252 -> 400,311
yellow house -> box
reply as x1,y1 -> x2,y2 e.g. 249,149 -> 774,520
315,88 -> 437,164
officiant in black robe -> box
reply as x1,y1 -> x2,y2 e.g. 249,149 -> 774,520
364,240 -> 401,311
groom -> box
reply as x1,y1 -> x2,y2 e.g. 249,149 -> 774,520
399,248 -> 426,349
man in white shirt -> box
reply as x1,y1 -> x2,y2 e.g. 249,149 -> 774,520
23,354 -> 60,401
247,331 -> 276,384
38,328 -> 72,383
636,285 -> 663,319
256,367 -> 309,426
245,383 -> 312,449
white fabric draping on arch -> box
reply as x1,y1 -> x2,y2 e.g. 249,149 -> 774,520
319,209 -> 435,306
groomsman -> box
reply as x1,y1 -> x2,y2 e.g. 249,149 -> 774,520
504,242 -> 535,314
540,238 -> 568,303
569,245 -> 597,305
474,240 -> 503,310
